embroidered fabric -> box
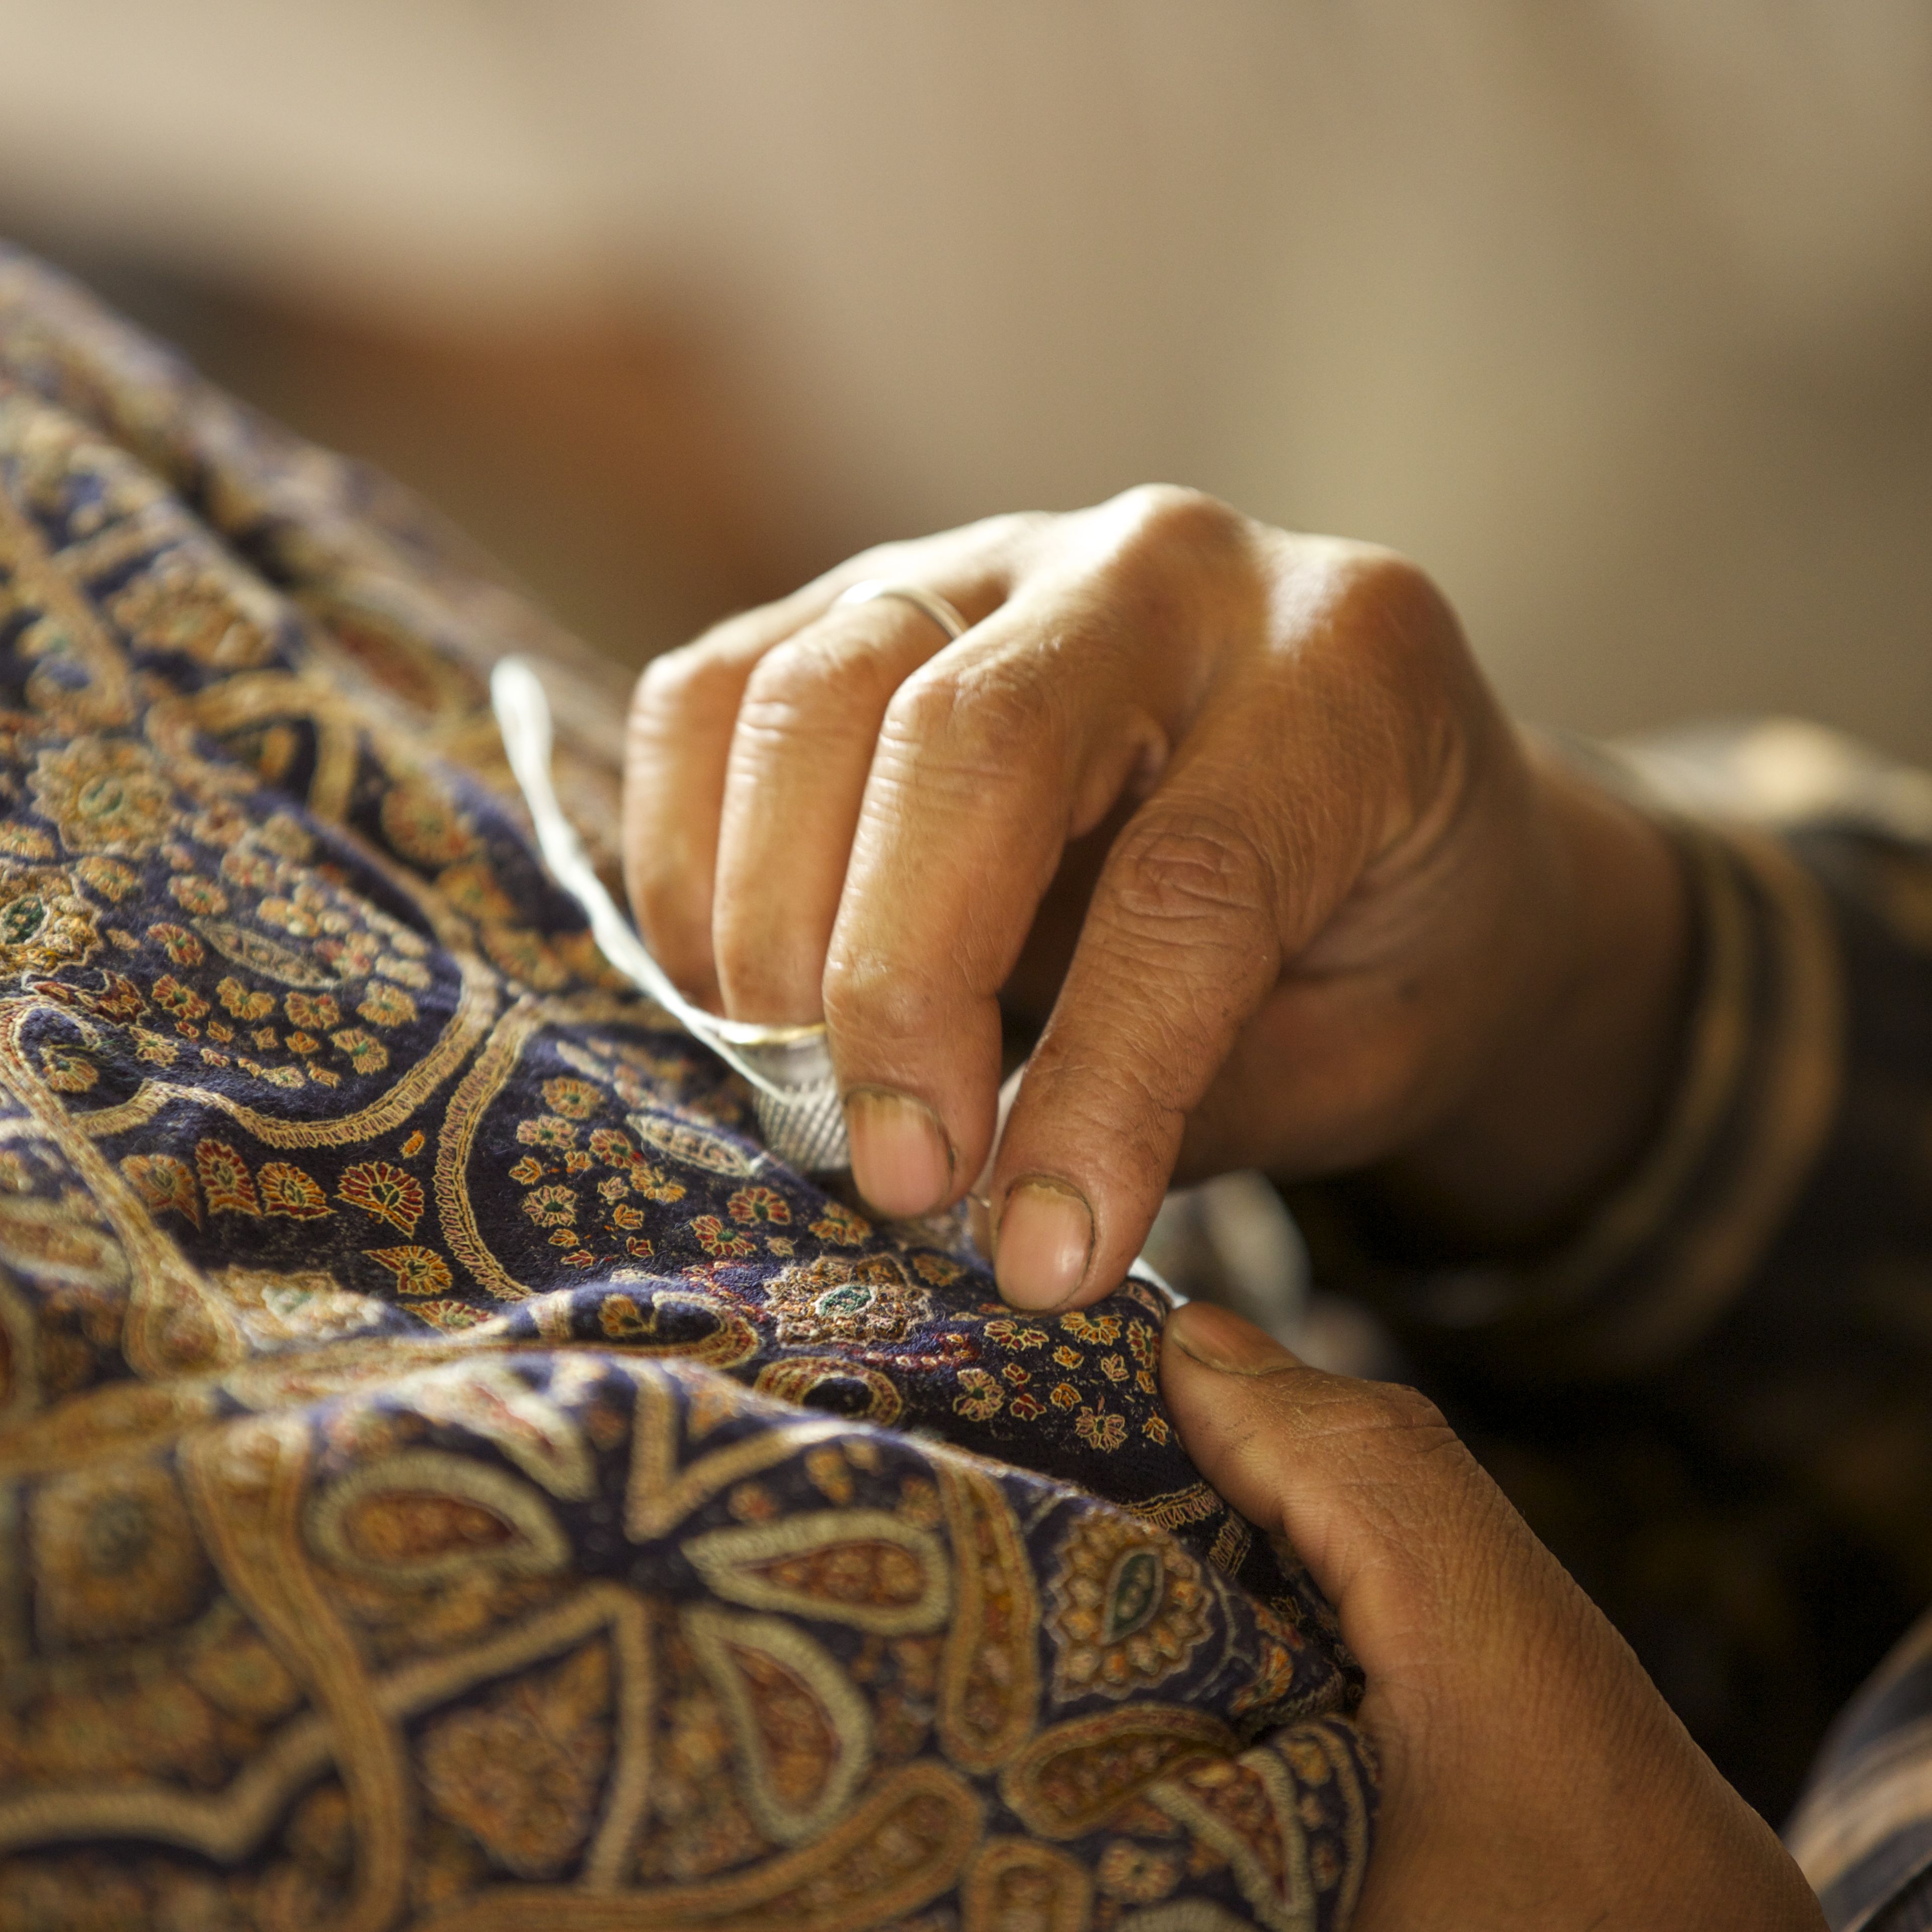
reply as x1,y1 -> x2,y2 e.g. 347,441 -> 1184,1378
0,245 -> 1376,1929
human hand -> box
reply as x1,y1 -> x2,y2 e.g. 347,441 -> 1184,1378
623,489 -> 1689,1308
1161,1300 -> 1826,1931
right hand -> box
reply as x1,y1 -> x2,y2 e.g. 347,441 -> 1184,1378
622,489 -> 1690,1307
1163,1301 -> 1827,1931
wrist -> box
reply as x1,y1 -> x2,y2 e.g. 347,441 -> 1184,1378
1379,747 -> 1696,1255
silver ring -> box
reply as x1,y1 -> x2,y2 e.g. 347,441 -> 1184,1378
835,577 -> 969,641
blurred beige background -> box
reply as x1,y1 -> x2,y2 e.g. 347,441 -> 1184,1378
2,0 -> 1929,755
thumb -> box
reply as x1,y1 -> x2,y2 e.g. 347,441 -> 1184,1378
1160,1300 -> 1541,1687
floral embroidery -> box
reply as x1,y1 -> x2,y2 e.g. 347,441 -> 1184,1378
985,1319 -> 1049,1350
765,1256 -> 933,1346
1045,1512 -> 1213,1700
74,855 -> 137,900
331,1028 -> 389,1075
107,552 -> 276,667
30,735 -> 174,855
258,1161 -> 330,1220
540,1076 -> 600,1119
39,1043 -> 96,1092
1061,1310 -> 1121,1345
412,1297 -> 485,1330
358,982 -> 416,1028
379,775 -> 476,868
122,1152 -> 200,1226
690,1215 -> 756,1259
366,1245 -> 455,1296
508,1155 -> 546,1186
517,1115 -> 577,1152
1074,1411 -> 1128,1453
338,1161 -> 425,1236
167,874 -> 226,915
0,866 -> 98,976
216,976 -> 275,1022
151,976 -> 209,1025
522,1185 -> 577,1229
146,921 -> 203,965
953,1367 -> 1004,1421
728,1185 -> 791,1226
195,1140 -> 261,1217
285,991 -> 339,1030
809,1200 -> 870,1247
0,822 -> 53,858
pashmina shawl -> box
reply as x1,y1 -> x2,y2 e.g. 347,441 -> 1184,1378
0,246 -> 1375,1932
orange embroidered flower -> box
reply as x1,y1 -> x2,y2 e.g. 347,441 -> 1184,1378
408,1297 -> 481,1330
517,1115 -> 577,1152
38,1044 -> 95,1092
808,1201 -> 869,1247
145,922 -> 203,966
122,1153 -> 198,1227
690,1215 -> 755,1259
508,1155 -> 547,1186
727,1185 -> 790,1226
259,1161 -> 329,1220
284,991 -> 339,1030
357,982 -> 416,1028
366,1245 -> 453,1296
167,874 -> 226,915
1061,1310 -> 1121,1344
331,1027 -> 388,1075
216,977 -> 275,1021
337,1161 -> 424,1236
540,1076 -> 600,1120
151,975 -> 209,1024
195,1140 -> 259,1217
587,1128 -> 633,1164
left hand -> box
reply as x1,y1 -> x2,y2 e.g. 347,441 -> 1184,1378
1161,1300 -> 1827,1932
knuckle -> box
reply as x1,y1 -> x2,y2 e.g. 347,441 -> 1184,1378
1309,545 -> 1457,671
631,641 -> 740,734
737,636 -> 830,728
1105,808 -> 1270,932
1107,485 -> 1245,577
880,658 -> 1051,782
821,947 -> 950,1047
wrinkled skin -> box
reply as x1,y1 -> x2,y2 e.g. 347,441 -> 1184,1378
1162,1302 -> 1826,1931
624,486 -> 1827,1924
624,487 -> 1688,1308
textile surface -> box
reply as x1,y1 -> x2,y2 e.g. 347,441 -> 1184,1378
0,247 -> 1375,1932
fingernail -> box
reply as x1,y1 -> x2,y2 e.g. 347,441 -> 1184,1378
1168,1301 -> 1304,1377
844,1086 -> 954,1217
996,1177 -> 1093,1309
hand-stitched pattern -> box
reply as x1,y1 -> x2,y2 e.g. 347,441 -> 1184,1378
0,243 -> 1376,1929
